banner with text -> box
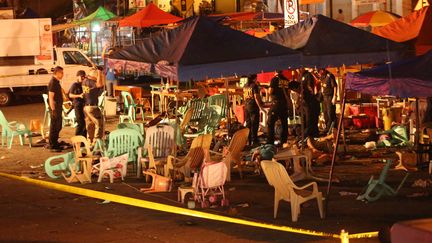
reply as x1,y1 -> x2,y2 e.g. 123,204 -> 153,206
284,0 -> 299,28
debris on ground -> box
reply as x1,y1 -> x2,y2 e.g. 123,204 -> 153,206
30,164 -> 43,169
0,156 -> 5,160
236,203 -> 250,208
228,187 -> 236,191
96,200 -> 111,204
364,141 -> 376,150
339,191 -> 358,196
411,179 -> 432,188
407,192 -> 430,198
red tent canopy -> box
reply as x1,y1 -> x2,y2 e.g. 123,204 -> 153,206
373,7 -> 432,55
118,3 -> 183,28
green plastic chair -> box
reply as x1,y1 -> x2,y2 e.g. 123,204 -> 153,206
184,105 -> 221,139
105,128 -> 143,176
44,151 -> 76,179
356,159 -> 409,202
117,122 -> 144,138
121,91 -> 144,121
207,94 -> 227,118
380,125 -> 410,147
180,98 -> 207,124
0,110 -> 32,149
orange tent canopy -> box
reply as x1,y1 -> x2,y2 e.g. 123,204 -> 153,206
373,7 -> 432,55
118,3 -> 183,28
351,10 -> 399,27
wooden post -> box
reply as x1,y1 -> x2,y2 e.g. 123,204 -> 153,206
325,81 -> 347,214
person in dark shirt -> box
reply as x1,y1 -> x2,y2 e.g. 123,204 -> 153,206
299,68 -> 320,139
243,74 -> 264,146
47,66 -> 64,152
267,71 -> 292,146
69,70 -> 87,137
319,69 -> 337,132
83,69 -> 105,144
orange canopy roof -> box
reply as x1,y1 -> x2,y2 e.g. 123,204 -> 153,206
118,3 -> 183,28
373,7 -> 432,55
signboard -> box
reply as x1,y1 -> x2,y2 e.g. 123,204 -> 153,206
36,18 -> 53,63
354,0 -> 386,5
284,0 -> 299,28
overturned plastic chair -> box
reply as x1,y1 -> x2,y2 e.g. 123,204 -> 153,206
0,110 -> 32,149
44,151 -> 75,179
357,159 -> 409,202
261,160 -> 325,222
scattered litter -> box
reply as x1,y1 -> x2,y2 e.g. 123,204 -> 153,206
407,192 -> 430,198
236,203 -> 250,208
30,164 -> 43,169
106,228 -> 111,231
37,176 -> 45,179
339,191 -> 358,196
228,187 -> 236,191
364,141 -> 376,150
0,156 -> 5,159
411,179 -> 432,188
210,205 -> 218,208
96,200 -> 111,204
227,207 -> 238,216
104,187 -> 112,190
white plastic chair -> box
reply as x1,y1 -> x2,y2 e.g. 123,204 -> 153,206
137,124 -> 175,177
96,154 -> 128,183
260,160 -> 324,222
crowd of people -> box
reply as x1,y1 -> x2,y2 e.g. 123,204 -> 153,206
243,68 -> 338,152
47,67 -> 104,152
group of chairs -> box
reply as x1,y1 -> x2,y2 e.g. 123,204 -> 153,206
40,89 -> 329,222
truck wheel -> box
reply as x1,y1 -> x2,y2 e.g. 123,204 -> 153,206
0,91 -> 13,106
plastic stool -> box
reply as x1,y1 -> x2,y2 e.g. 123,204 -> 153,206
178,187 -> 195,203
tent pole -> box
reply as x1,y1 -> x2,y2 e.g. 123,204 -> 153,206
415,97 -> 421,165
225,77 -> 231,136
325,80 -> 346,214
300,69 -> 305,150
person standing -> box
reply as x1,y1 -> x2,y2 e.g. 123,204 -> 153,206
243,74 -> 264,146
300,67 -> 320,139
267,71 -> 292,146
105,67 -> 117,97
83,69 -> 105,145
47,66 -> 64,152
319,69 -> 338,132
68,70 -> 87,137
336,9 -> 345,22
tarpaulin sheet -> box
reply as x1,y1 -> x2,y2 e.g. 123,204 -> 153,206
109,16 -> 301,81
118,3 -> 182,27
373,7 -> 432,55
265,15 -> 408,67
346,51 -> 432,98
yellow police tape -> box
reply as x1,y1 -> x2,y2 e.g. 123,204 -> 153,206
0,172 -> 378,241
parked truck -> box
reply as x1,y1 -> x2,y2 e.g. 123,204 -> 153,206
0,18 -> 96,106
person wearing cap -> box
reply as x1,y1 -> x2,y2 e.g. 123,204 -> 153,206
267,70 -> 292,146
47,66 -> 64,152
243,74 -> 264,146
68,70 -> 87,137
82,69 -> 105,144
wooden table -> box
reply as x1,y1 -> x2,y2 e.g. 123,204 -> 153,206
150,84 -> 178,116
150,90 -> 193,117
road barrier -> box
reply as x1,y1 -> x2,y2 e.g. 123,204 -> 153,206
0,172 -> 379,242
